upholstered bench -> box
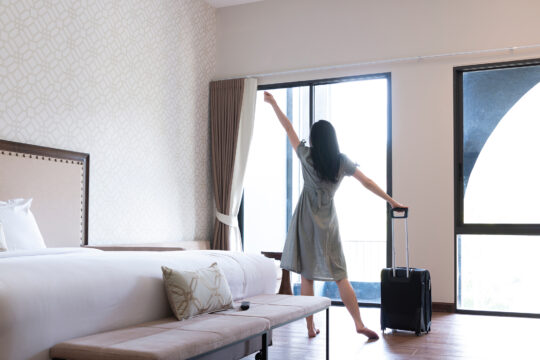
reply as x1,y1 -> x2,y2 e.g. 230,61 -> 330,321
50,295 -> 331,360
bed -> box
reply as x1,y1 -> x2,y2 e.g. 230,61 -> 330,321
0,140 -> 276,360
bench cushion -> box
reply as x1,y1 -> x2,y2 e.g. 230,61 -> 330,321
50,314 -> 269,360
50,295 -> 331,360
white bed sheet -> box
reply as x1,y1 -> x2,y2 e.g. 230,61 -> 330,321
0,248 -> 276,360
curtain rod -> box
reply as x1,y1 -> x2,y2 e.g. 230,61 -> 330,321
236,43 -> 540,79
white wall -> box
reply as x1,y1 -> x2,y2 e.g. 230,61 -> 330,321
0,0 -> 216,245
215,0 -> 540,303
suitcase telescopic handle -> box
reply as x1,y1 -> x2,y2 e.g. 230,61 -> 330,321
391,207 -> 410,278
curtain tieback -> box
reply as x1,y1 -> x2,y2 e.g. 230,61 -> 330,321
216,211 -> 238,228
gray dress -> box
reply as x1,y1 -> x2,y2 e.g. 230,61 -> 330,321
280,141 -> 357,281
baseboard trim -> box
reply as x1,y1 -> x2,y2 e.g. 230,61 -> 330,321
433,302 -> 456,313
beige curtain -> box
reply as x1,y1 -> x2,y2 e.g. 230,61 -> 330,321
210,79 -> 245,250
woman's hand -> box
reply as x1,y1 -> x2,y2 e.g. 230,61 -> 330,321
390,200 -> 407,210
264,91 -> 276,105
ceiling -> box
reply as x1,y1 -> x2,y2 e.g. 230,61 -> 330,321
204,0 -> 264,8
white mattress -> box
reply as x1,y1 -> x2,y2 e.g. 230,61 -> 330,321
0,248 -> 276,360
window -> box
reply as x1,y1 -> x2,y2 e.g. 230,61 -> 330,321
243,87 -> 309,254
455,59 -> 540,315
243,74 -> 391,304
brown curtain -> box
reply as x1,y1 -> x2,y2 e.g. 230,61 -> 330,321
210,79 -> 245,250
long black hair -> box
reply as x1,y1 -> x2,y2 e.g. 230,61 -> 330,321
309,120 -> 341,183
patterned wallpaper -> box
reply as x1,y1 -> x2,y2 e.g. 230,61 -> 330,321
0,0 -> 217,245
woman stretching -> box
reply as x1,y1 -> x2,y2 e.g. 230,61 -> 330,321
264,91 -> 406,340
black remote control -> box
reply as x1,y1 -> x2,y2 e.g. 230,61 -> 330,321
240,301 -> 250,311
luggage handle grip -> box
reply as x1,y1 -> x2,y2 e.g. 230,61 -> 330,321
391,208 -> 410,278
391,207 -> 408,218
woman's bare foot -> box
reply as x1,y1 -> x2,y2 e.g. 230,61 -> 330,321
307,324 -> 321,338
357,326 -> 379,340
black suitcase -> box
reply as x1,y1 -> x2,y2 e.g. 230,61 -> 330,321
380,208 -> 432,336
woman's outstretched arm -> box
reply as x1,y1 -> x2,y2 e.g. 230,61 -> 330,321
353,168 -> 407,209
264,91 -> 301,151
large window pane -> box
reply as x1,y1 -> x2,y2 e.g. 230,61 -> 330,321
243,87 -> 308,255
456,59 -> 540,316
243,90 -> 287,254
457,234 -> 540,313
462,65 -> 540,224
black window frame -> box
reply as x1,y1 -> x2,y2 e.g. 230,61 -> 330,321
454,58 -> 540,318
241,72 -> 393,306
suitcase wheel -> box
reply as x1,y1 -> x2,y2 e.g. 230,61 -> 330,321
415,331 -> 421,336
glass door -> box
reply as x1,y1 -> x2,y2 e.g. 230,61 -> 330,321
243,74 -> 391,305
311,78 -> 389,303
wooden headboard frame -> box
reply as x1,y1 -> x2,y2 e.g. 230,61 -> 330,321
0,139 -> 90,246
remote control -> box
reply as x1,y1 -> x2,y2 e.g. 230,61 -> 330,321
240,301 -> 250,311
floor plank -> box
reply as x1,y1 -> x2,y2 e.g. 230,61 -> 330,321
241,306 -> 539,359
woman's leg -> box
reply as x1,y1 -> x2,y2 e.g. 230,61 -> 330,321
336,278 -> 379,340
301,276 -> 320,337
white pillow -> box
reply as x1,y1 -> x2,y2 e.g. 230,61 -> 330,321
0,199 -> 46,251
0,223 -> 7,252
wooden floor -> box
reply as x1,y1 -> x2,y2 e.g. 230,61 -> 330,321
241,306 -> 539,359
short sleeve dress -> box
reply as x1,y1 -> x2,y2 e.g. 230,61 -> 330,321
280,141 -> 357,281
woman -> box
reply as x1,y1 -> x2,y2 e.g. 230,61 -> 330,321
264,91 -> 406,340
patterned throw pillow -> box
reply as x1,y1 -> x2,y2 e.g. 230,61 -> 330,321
162,262 -> 233,321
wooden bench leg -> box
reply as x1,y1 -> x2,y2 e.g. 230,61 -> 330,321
326,308 -> 330,360
278,269 -> 292,295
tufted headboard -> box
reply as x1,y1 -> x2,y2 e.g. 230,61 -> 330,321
0,139 -> 89,247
